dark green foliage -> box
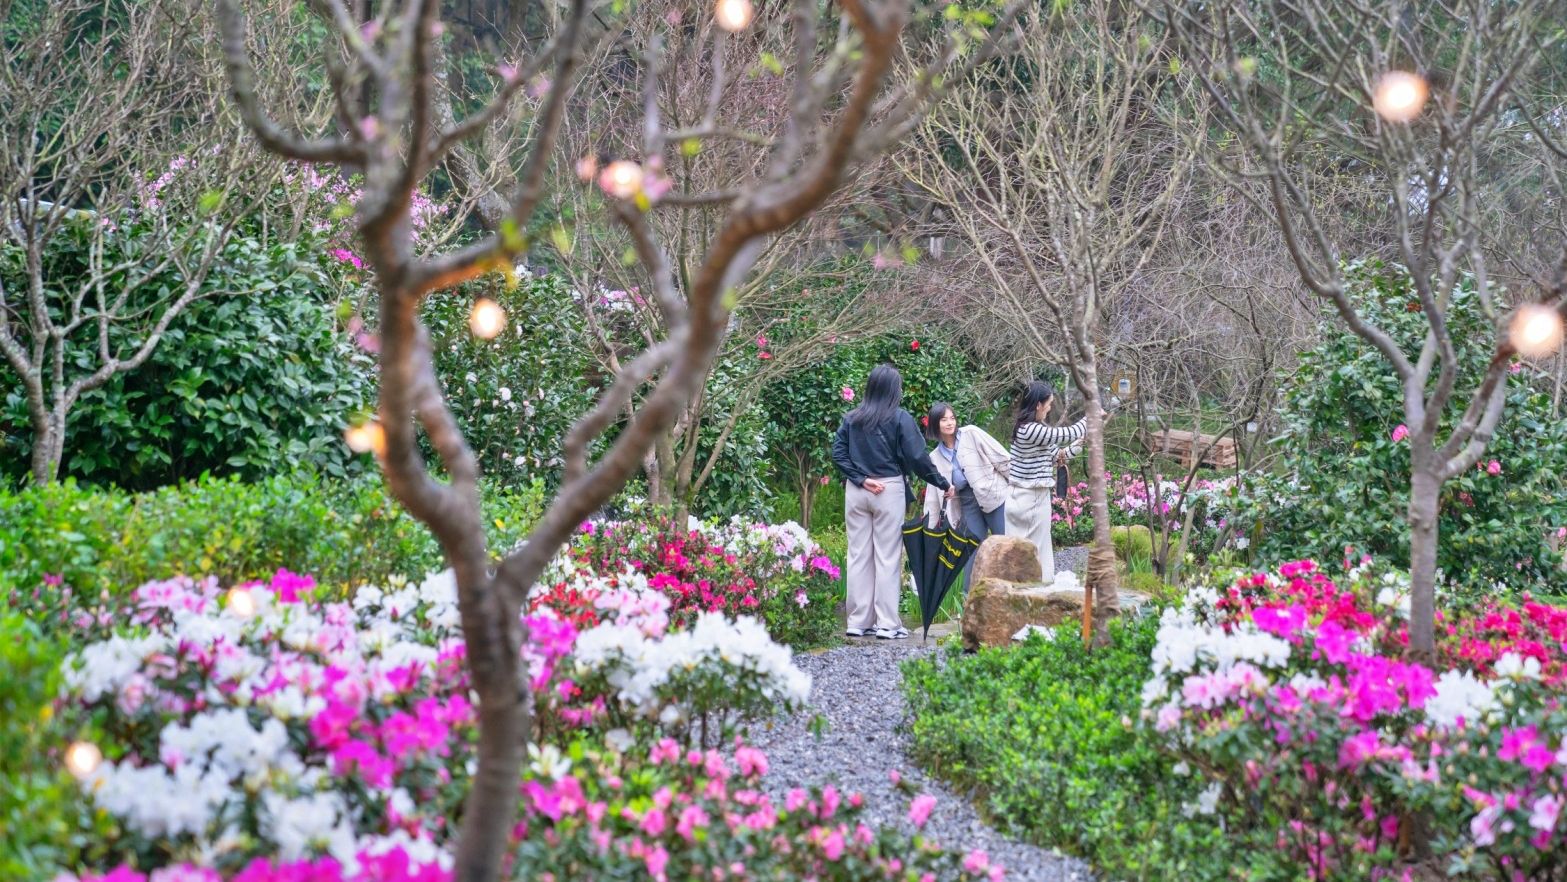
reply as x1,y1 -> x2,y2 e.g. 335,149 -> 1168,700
420,272 -> 600,489
1233,261 -> 1567,591
902,615 -> 1232,880
0,226 -> 373,490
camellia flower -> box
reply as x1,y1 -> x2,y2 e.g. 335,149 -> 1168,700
1391,424 -> 1409,443
840,386 -> 854,402
1486,460 -> 1502,476
910,339 -> 920,351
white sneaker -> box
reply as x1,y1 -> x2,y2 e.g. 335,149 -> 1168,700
873,627 -> 899,640
845,627 -> 868,637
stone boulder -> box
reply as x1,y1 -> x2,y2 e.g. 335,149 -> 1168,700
961,576 -> 1155,651
970,535 -> 1042,584
962,578 -> 1081,651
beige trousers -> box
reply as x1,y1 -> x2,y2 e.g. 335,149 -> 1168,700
844,476 -> 906,631
1004,483 -> 1056,580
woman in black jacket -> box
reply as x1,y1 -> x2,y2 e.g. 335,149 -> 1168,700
831,364 -> 953,639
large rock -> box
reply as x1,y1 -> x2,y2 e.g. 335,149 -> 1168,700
962,578 -> 1080,650
961,576 -> 1154,651
970,535 -> 1042,584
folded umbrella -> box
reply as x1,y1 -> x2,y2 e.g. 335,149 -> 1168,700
902,509 -> 981,641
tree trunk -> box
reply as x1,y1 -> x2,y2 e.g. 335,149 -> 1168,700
1407,453 -> 1441,662
1070,353 -> 1120,646
451,571 -> 528,882
1082,394 -> 1121,645
30,410 -> 65,485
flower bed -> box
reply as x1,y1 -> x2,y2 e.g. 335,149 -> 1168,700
558,513 -> 843,648
1143,560 -> 1567,880
1051,473 -> 1236,555
45,547 -> 992,882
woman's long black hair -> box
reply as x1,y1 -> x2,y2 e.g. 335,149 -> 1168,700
1013,380 -> 1055,438
848,363 -> 903,427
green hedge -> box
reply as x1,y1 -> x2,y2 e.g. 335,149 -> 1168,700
901,615 -> 1232,880
0,612 -> 111,880
0,472 -> 545,600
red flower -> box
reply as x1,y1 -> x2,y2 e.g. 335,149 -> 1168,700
920,415 -> 929,426
910,340 -> 920,351
758,351 -> 772,360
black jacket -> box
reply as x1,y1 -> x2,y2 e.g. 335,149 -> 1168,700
831,409 -> 951,493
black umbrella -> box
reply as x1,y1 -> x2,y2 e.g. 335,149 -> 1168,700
902,510 -> 981,640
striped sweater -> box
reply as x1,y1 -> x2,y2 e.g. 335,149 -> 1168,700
1009,418 -> 1087,489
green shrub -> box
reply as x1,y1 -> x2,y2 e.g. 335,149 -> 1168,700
901,614 -> 1232,880
0,473 -> 546,603
1,230 -> 374,490
1111,524 -> 1154,567
0,612 -> 110,880
1233,261 -> 1567,592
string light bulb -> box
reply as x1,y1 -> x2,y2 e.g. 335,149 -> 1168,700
1511,304 -> 1565,358
226,587 -> 256,618
1372,71 -> 1428,123
344,421 -> 386,456
469,298 -> 507,339
65,741 -> 102,780
598,160 -> 645,199
714,0 -> 755,31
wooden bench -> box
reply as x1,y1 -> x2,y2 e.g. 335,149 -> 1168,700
1146,428 -> 1237,470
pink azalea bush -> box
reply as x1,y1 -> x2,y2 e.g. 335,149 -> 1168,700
560,512 -> 843,648
1143,560 -> 1567,880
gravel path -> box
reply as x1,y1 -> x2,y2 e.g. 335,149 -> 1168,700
752,550 -> 1095,882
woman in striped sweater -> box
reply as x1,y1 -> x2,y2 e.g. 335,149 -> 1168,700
1004,381 -> 1087,580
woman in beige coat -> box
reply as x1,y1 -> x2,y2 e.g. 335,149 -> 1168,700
921,402 -> 1011,592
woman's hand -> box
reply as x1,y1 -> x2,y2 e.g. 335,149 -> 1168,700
863,478 -> 886,495
944,485 -> 956,500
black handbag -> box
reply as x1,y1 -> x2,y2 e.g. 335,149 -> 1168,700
1055,460 -> 1069,498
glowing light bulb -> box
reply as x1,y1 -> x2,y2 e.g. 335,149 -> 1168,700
469,298 -> 507,339
714,0 -> 754,31
344,421 -> 386,456
598,161 -> 645,200
1511,304 -> 1564,358
226,587 -> 256,618
65,741 -> 102,780
1372,71 -> 1428,123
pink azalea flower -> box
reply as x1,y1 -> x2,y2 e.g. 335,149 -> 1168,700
908,794 -> 937,828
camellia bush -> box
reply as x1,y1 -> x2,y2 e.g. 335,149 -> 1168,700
1142,560 -> 1567,880
1232,262 -> 1567,593
419,272 -> 600,489
0,226 -> 373,490
761,327 -> 992,530
42,560 -> 1002,882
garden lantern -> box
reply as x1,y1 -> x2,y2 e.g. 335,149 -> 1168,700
714,0 -> 754,31
469,297 -> 507,339
1511,304 -> 1564,358
226,587 -> 256,618
598,161 -> 644,199
1372,71 -> 1428,122
343,421 -> 386,456
64,741 -> 102,781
